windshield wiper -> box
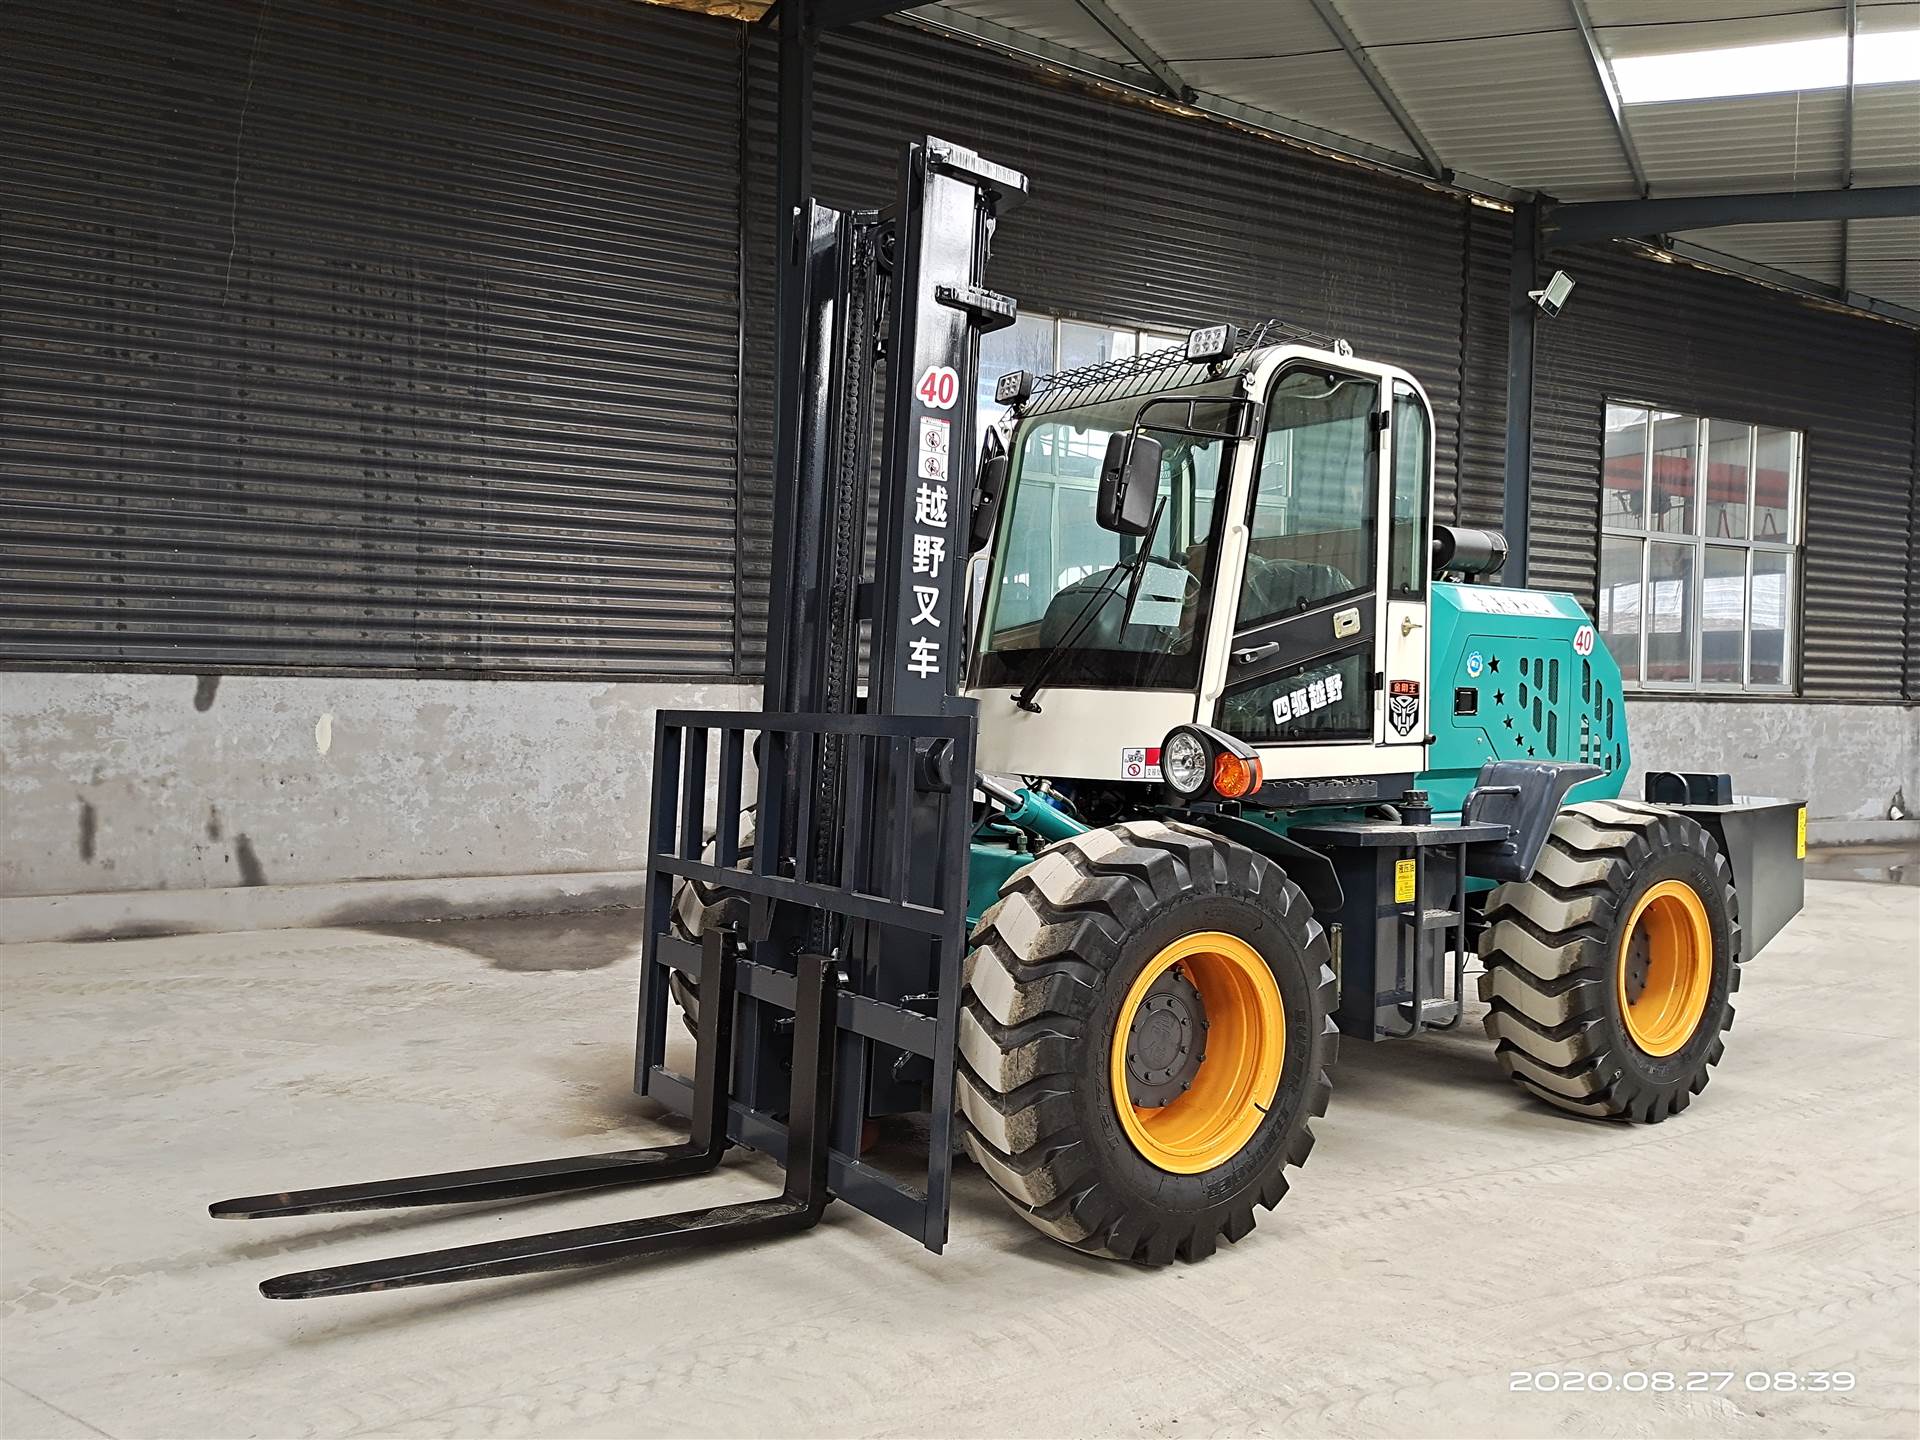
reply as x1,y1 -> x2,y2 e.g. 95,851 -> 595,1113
1011,496 -> 1168,715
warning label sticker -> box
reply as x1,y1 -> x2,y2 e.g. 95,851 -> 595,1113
917,416 -> 951,482
1121,746 -> 1162,782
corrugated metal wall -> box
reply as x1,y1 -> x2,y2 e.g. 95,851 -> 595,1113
736,18 -> 1482,673
1529,241 -> 1919,700
1,0 -> 742,675
7,4 -> 1913,696
1911,396 -> 1920,702
1457,201 -> 1514,531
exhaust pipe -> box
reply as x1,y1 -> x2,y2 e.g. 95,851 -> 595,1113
1432,524 -> 1508,579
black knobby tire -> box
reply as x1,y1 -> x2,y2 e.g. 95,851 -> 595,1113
665,820 -> 755,1034
958,819 -> 1337,1265
1478,799 -> 1741,1122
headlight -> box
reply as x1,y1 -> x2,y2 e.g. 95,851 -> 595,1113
1159,724 -> 1264,802
1162,729 -> 1210,794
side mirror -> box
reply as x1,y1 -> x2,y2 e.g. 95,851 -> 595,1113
969,434 -> 1009,555
1096,432 -> 1162,536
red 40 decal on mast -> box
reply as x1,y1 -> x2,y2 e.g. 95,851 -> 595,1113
915,365 -> 959,410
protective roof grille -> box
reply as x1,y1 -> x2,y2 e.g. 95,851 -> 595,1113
1023,317 -> 1346,412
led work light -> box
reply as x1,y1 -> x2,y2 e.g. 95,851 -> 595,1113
1184,324 -> 1232,364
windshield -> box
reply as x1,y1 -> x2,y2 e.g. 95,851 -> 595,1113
973,389 -> 1236,692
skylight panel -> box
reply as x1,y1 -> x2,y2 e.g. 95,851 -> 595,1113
1612,30 -> 1920,104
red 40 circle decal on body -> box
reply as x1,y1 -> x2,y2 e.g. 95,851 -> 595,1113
916,365 -> 960,411
1573,624 -> 1595,657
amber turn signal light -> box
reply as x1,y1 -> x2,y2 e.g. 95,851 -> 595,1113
1212,750 -> 1262,799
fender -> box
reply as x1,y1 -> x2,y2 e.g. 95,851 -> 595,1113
1461,760 -> 1602,882
1152,807 -> 1345,915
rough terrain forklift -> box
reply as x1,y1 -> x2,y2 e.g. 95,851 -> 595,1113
212,140 -> 1805,1295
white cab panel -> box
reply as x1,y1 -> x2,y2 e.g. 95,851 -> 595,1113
968,686 -> 1196,781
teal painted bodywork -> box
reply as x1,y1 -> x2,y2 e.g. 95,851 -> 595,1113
967,786 -> 1088,927
967,834 -> 1031,927
965,582 -> 1629,927
1416,581 -> 1627,812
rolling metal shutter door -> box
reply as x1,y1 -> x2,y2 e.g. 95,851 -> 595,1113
738,18 -> 1475,673
1,0 -> 742,676
1530,242 -> 1918,700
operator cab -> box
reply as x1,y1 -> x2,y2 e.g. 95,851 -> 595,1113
967,327 -> 1434,792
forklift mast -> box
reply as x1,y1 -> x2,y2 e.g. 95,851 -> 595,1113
209,139 -> 1029,1296
633,136 -> 1029,1241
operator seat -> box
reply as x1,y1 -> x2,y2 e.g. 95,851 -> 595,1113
1239,551 -> 1352,617
1031,552 -> 1354,655
1035,566 -> 1139,651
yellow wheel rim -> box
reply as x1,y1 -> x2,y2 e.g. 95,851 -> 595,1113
1616,880 -> 1713,1056
1109,931 -> 1285,1174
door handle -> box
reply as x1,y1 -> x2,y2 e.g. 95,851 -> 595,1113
1232,641 -> 1280,665
1400,616 -> 1423,638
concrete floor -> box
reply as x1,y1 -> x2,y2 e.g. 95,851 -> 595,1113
2,873 -> 1915,1440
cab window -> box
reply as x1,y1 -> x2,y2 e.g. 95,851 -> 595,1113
973,394 -> 1231,692
1389,383 -> 1431,597
1240,368 -> 1377,628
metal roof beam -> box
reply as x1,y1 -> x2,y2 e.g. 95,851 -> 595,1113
1835,0 -> 1850,297
910,6 -> 1528,199
1306,0 -> 1448,180
1842,0 -> 1859,187
1549,185 -> 1920,244
1073,0 -> 1191,102
1567,0 -> 1649,198
1840,0 -> 1859,293
1653,236 -> 1920,328
811,0 -> 921,29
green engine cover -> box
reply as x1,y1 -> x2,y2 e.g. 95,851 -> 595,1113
1417,581 -> 1628,814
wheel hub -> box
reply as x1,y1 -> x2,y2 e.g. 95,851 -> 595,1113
1109,931 -> 1287,1175
1623,925 -> 1652,1005
1615,879 -> 1714,1056
1124,965 -> 1207,1108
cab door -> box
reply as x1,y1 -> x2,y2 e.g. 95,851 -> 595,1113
1211,363 -> 1383,758
1379,381 -> 1433,755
